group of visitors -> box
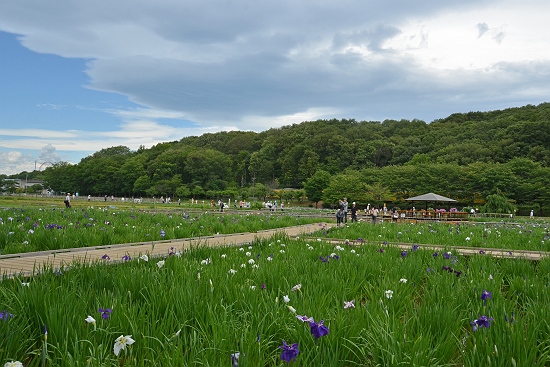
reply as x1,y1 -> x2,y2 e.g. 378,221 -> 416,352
264,201 -> 284,211
335,198 -> 385,226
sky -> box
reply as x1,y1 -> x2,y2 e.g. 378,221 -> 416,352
1,0 -> 550,175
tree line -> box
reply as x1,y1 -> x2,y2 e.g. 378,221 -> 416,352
3,102 -> 550,215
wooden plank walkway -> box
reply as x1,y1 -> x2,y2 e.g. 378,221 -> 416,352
0,223 -> 332,279
319,238 -> 549,261
3,222 -> 547,279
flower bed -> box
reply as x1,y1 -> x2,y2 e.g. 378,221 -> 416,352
1,233 -> 549,366
318,220 -> 550,252
0,207 -> 325,255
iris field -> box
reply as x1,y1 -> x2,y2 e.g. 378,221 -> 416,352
0,206 -> 326,255
1,206 -> 549,366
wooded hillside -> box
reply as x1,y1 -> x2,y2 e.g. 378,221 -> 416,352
5,102 -> 550,214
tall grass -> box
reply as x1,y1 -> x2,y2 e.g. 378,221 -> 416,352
318,220 -> 550,252
1,233 -> 549,366
0,207 -> 325,255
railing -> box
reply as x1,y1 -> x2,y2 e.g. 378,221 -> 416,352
398,210 -> 469,221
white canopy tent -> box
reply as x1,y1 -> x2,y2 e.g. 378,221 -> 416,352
405,192 -> 457,210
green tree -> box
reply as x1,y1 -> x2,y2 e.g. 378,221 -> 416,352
481,191 -> 516,214
185,149 -> 232,190
42,162 -> 78,194
27,184 -> 44,194
192,185 -> 205,199
322,173 -> 369,206
133,175 -> 151,196
117,154 -> 147,196
175,185 -> 191,198
250,182 -> 269,201
303,170 -> 331,208
249,144 -> 276,185
236,150 -> 251,187
3,179 -> 18,194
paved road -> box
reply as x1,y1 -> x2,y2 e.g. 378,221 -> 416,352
0,223 -> 332,278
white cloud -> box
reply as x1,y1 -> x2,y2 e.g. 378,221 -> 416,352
0,128 -> 78,139
0,0 -> 549,175
0,151 -> 34,175
37,144 -> 61,164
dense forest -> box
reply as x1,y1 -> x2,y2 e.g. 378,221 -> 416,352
3,103 -> 550,214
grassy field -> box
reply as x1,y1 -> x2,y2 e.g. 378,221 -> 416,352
1,228 -> 549,366
1,201 -> 550,365
0,200 -> 329,255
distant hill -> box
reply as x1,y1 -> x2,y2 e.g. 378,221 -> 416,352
7,102 -> 549,215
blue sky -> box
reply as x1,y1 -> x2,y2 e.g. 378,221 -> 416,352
1,0 -> 550,175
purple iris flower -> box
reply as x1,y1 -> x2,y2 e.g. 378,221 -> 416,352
319,256 -> 329,262
412,245 -> 419,251
481,290 -> 492,301
470,315 -> 493,331
279,340 -> 299,362
433,252 -> 439,257
401,251 -> 407,257
444,253 -> 451,259
0,310 -> 14,320
101,254 -> 110,260
99,308 -> 112,319
160,230 -> 166,237
296,315 -> 314,323
309,319 -> 330,339
121,255 -> 131,261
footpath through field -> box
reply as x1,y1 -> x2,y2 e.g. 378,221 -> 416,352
2,221 -> 548,279
318,238 -> 548,261
0,223 -> 334,279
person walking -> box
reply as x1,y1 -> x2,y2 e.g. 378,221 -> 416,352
342,198 -> 349,223
64,193 -> 71,208
350,202 -> 358,222
336,207 -> 344,227
370,206 -> 379,224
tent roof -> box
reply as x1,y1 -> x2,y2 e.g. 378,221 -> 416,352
405,193 -> 457,202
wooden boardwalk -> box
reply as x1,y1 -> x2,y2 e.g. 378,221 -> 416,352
2,222 -> 547,279
0,223 -> 332,279
320,238 -> 549,261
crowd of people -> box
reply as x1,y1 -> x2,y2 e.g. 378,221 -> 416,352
335,198 -> 400,226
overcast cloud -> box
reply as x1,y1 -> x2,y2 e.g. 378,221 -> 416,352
1,0 -> 549,175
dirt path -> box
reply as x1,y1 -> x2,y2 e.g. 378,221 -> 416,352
0,223 -> 332,278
